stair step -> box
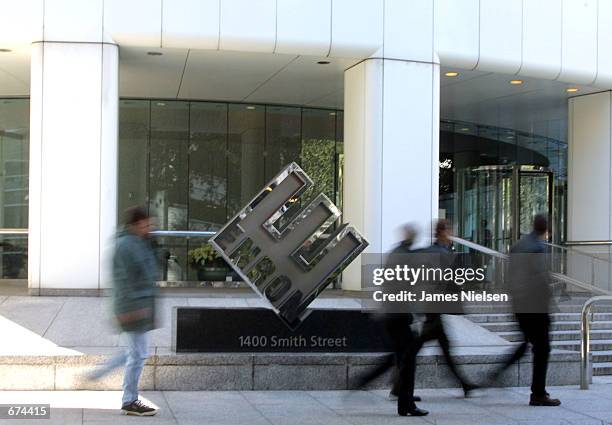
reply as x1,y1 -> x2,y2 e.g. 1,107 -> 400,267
591,350 -> 612,362
552,339 -> 612,351
497,329 -> 612,342
593,362 -> 612,375
467,312 -> 612,323
479,320 -> 612,333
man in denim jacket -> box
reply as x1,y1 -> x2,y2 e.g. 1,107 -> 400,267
89,206 -> 158,416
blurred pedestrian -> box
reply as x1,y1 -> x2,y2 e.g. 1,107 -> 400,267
354,224 -> 428,417
88,206 -> 159,416
419,219 -> 478,397
488,214 -> 560,406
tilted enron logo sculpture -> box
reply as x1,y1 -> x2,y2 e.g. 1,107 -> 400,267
210,162 -> 368,329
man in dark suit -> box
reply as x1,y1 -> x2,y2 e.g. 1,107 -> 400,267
418,219 -> 478,397
489,214 -> 560,406
354,224 -> 428,417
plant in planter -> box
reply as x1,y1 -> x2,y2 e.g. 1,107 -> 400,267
187,244 -> 228,282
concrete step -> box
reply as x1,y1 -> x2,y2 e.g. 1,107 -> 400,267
594,362 -> 612,376
592,350 -> 612,363
498,329 -> 612,342
481,320 -> 612,333
465,305 -> 612,315
552,339 -> 612,351
467,312 -> 612,324
0,348 -> 581,391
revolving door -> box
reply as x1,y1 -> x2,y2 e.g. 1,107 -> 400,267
456,165 -> 553,253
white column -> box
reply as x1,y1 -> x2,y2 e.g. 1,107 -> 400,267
29,42 -> 118,293
567,91 -> 612,290
342,58 -> 440,290
568,91 -> 612,244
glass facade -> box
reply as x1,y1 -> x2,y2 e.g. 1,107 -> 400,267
439,119 -> 567,252
118,100 -> 343,282
0,96 -> 571,284
0,98 -> 29,279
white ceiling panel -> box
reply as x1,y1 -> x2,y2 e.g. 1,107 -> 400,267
0,47 -> 30,95
440,67 -> 600,140
245,55 -> 359,107
177,50 -> 297,101
119,46 -> 188,98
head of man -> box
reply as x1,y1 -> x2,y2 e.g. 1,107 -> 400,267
435,219 -> 452,246
533,214 -> 548,240
402,223 -> 419,248
124,206 -> 151,239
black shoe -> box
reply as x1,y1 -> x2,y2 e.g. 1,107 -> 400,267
529,394 -> 561,406
121,400 -> 158,416
462,383 -> 479,398
398,406 -> 429,416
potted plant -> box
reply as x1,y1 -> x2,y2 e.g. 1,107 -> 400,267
187,243 -> 228,282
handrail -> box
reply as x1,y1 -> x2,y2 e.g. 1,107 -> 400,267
0,228 -> 28,235
450,236 -> 508,259
150,230 -> 216,238
581,295 -> 612,389
566,240 -> 612,246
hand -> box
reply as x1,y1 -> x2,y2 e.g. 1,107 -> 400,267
116,308 -> 151,324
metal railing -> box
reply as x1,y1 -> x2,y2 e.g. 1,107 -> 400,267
150,230 -> 215,239
581,295 -> 612,389
566,240 -> 612,246
0,228 -> 28,235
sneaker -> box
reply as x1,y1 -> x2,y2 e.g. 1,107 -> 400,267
529,393 -> 561,406
121,400 -> 158,416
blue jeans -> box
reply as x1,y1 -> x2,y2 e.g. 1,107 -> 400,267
91,331 -> 149,405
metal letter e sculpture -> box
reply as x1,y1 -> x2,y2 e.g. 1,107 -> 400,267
210,163 -> 368,329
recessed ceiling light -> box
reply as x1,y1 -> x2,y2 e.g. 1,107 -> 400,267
566,87 -> 579,93
147,51 -> 163,56
444,71 -> 459,77
329,112 -> 336,116
0,48 -> 11,53
460,127 -> 470,131
246,106 -> 256,110
156,102 -> 166,107
509,79 -> 523,85
317,60 -> 331,65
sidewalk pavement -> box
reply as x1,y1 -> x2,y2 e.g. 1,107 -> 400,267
2,380 -> 612,425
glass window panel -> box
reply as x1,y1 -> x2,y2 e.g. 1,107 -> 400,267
118,100 -> 149,222
0,98 -> 29,279
227,104 -> 265,218
0,99 -> 29,229
189,102 -> 228,232
301,109 -> 336,205
149,101 -> 189,230
265,105 -> 301,180
335,111 -> 343,209
149,101 -> 190,281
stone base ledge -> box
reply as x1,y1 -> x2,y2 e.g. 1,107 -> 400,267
0,349 -> 584,391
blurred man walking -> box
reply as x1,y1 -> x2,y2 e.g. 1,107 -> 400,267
489,214 -> 560,406
89,206 -> 159,416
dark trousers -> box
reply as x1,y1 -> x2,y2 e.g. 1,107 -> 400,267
497,313 -> 551,395
355,315 -> 418,410
420,314 -> 473,389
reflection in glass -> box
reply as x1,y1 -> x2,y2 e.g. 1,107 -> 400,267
227,104 -> 265,217
150,102 -> 189,280
117,100 -> 344,284
0,98 -> 29,279
301,109 -> 336,205
118,100 -> 149,221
